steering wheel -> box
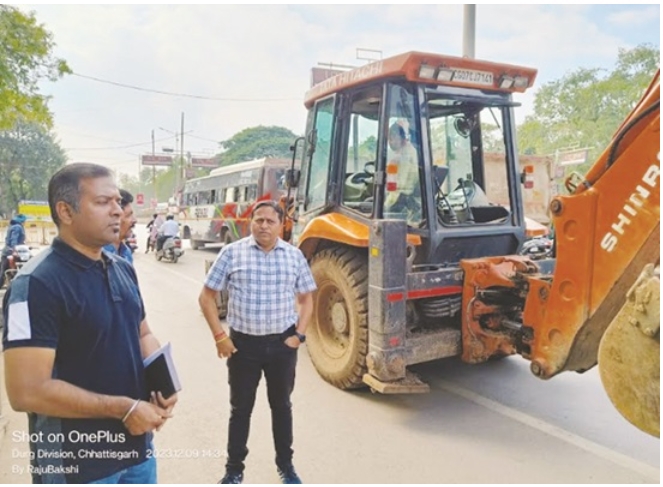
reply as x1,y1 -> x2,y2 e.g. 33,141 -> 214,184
350,173 -> 369,184
348,161 -> 376,185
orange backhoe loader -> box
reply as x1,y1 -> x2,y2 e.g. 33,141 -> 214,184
233,51 -> 659,437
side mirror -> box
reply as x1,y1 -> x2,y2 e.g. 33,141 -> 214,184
454,116 -> 475,138
285,169 -> 301,189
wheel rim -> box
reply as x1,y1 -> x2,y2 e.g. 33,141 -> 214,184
315,280 -> 352,359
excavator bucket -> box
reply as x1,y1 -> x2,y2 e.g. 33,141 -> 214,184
598,264 -> 660,437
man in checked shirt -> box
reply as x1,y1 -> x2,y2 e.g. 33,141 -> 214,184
199,200 -> 316,485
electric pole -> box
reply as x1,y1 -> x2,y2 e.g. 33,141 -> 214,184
180,112 -> 185,193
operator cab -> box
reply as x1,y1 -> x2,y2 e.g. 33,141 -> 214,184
292,52 -> 535,266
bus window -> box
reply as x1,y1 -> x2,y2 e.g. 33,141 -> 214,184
238,186 -> 247,203
199,190 -> 211,205
274,169 -> 287,191
225,188 -> 236,203
246,184 -> 258,201
211,190 -> 216,204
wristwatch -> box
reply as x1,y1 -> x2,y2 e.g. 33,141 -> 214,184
295,331 -> 306,343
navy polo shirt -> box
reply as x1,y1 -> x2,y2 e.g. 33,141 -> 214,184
2,238 -> 149,483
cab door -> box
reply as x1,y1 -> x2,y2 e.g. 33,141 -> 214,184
299,96 -> 335,213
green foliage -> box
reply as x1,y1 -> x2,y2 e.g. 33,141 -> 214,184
0,6 -> 71,130
218,125 -> 299,166
358,135 -> 378,159
0,120 -> 66,214
517,44 -> 659,172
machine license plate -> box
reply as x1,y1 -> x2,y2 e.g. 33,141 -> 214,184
453,69 -> 493,86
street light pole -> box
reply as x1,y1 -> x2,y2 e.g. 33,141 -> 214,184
463,4 -> 476,59
158,124 -> 187,198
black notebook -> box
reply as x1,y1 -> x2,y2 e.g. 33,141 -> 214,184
143,342 -> 182,399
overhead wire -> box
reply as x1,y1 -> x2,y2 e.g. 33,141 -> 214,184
72,72 -> 301,102
62,70 -> 285,157
65,134 -> 176,151
186,133 -> 221,144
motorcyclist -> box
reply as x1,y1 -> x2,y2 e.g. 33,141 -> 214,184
156,214 -> 179,252
0,214 -> 27,287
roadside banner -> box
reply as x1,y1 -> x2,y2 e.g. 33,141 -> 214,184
18,200 -> 51,221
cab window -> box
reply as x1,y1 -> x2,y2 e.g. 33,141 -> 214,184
341,87 -> 381,215
305,97 -> 334,211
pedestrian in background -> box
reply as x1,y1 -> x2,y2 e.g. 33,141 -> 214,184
103,189 -> 137,264
148,212 -> 165,254
199,200 -> 316,484
145,213 -> 158,253
2,162 -> 177,483
0,213 -> 27,287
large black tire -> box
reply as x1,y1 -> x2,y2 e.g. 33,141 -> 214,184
307,248 -> 368,389
190,239 -> 201,251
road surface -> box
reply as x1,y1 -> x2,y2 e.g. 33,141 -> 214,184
0,225 -> 659,483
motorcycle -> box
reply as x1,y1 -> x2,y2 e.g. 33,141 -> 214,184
155,236 -> 184,263
125,231 -> 138,253
3,244 -> 32,287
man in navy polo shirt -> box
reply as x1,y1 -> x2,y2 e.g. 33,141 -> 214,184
2,163 -> 177,484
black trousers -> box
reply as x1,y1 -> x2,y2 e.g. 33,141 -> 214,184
156,235 -> 169,251
0,247 -> 13,287
226,327 -> 298,474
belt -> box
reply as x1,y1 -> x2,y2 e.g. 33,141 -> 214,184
230,325 -> 296,342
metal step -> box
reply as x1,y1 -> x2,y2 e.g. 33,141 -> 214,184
362,370 -> 430,394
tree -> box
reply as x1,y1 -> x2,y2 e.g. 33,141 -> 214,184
0,5 -> 71,130
218,126 -> 299,166
0,120 -> 66,214
517,44 -> 659,170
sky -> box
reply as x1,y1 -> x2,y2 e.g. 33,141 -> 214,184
11,3 -> 661,178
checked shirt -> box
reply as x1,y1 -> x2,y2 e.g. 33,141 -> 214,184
204,236 -> 317,335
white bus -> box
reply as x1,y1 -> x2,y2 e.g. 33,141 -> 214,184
179,157 -> 292,249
